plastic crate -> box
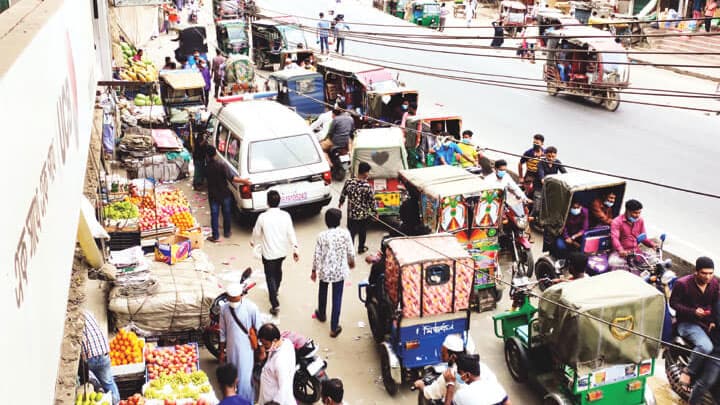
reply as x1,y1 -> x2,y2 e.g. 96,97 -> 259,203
115,373 -> 145,399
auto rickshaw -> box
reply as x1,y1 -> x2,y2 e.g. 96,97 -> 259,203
357,234 -> 476,395
499,0 -> 527,36
173,26 -> 209,64
351,127 -> 408,217
317,59 -> 419,129
533,172 -> 626,285
544,27 -> 630,111
493,271 -> 660,405
251,17 -> 308,71
399,166 -> 504,312
268,69 -> 325,118
213,0 -> 241,20
403,106 -> 462,168
407,0 -> 441,28
589,15 -> 647,47
159,70 -> 208,146
222,55 -> 256,96
216,19 -> 248,56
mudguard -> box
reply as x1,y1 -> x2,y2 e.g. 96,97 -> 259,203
517,236 -> 532,250
380,341 -> 402,384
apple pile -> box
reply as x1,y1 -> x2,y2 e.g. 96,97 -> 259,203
139,208 -> 172,231
109,329 -> 144,366
157,190 -> 189,209
145,344 -> 198,380
118,394 -> 145,405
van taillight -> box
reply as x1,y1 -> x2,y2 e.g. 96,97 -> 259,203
322,171 -> 331,185
240,184 -> 252,199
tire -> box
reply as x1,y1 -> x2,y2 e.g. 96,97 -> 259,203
604,90 -> 620,112
202,329 -> 221,359
492,287 -> 503,302
293,370 -> 321,403
380,346 -> 399,396
535,257 -> 557,291
519,248 -> 535,279
331,165 -> 346,181
504,337 -> 530,383
367,303 -> 384,343
547,82 -> 559,96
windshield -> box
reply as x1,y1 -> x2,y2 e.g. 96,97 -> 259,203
601,52 -> 628,75
279,26 -> 307,48
424,4 -> 440,14
226,26 -> 247,42
248,134 -> 320,173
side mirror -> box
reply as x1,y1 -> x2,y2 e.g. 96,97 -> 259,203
636,233 -> 647,243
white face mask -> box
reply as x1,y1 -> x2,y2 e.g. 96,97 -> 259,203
228,301 -> 241,309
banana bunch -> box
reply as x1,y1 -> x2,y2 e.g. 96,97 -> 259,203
118,41 -> 159,82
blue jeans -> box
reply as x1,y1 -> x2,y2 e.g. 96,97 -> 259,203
690,352 -> 720,404
87,354 -> 120,404
335,38 -> 345,54
210,196 -> 233,239
558,64 -> 569,81
319,36 -> 329,53
678,322 -> 714,377
318,280 -> 344,331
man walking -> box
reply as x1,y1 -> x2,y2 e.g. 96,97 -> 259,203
317,12 -> 331,54
312,208 -> 355,337
252,190 -> 299,316
439,3 -> 450,31
219,283 -> 262,403
212,53 -> 226,97
334,15 -> 350,55
339,161 -> 376,254
82,310 -> 120,405
205,146 -> 250,242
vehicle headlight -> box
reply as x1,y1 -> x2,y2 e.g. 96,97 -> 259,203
516,218 -> 528,230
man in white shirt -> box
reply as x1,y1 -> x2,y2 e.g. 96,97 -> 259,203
445,353 -> 511,405
257,323 -> 296,405
310,108 -> 335,141
485,159 -> 528,203
251,190 -> 299,316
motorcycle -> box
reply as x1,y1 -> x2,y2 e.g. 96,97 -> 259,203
203,267 -> 254,358
329,146 -> 350,181
412,365 -> 444,405
500,199 -> 534,278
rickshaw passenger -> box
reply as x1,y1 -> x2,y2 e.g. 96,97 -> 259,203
322,104 -> 355,166
457,130 -> 483,168
608,199 -> 656,269
433,135 -> 474,166
589,191 -> 616,228
487,160 -> 528,202
533,146 -> 566,221
557,41 -> 571,81
444,354 -> 511,405
518,134 -> 544,186
556,199 -> 589,255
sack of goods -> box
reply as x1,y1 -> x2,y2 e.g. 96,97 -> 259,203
108,250 -> 220,333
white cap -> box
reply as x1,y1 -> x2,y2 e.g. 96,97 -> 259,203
442,334 -> 464,352
226,283 -> 243,297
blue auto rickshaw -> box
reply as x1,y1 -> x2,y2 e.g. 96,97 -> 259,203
268,69 -> 325,119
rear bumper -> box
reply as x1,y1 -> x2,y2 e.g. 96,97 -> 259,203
238,194 -> 332,213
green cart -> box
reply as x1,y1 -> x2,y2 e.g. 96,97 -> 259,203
407,0 -> 441,28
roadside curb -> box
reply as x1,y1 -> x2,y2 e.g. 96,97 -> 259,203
629,56 -> 720,83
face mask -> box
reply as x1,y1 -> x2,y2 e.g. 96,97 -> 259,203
627,216 -> 638,223
228,301 -> 241,309
462,138 -> 471,144
402,104 -> 408,111
570,207 -> 581,216
604,200 -> 614,207
496,170 -> 506,178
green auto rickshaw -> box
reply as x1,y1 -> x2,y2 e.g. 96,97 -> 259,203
407,0 -> 441,28
216,19 -> 249,56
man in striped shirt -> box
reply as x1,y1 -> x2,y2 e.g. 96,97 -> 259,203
82,310 -> 120,404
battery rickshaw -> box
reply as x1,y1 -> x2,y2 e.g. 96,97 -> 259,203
251,17 -> 309,71
403,106 -> 462,168
499,0 -> 528,37
493,271 -> 660,405
533,172 -> 625,286
399,166 -> 505,312
358,234 -> 475,395
215,19 -> 249,56
407,0 -> 441,28
159,70 -> 209,147
351,127 -> 408,217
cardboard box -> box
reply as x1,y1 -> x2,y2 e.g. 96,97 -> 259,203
154,235 -> 191,264
177,227 -> 204,250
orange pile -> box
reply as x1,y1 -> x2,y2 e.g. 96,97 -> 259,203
109,329 -> 144,366
170,211 -> 195,230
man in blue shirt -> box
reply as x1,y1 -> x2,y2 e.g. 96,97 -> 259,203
432,134 -> 475,166
216,363 -> 252,405
317,13 -> 331,54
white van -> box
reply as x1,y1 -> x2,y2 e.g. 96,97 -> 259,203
210,100 -> 332,214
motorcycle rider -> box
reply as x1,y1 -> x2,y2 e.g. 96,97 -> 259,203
321,101 -> 354,169
485,160 -> 529,203
669,257 -> 718,391
444,353 -> 511,405
608,199 -> 656,270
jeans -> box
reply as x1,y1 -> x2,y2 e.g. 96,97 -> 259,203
210,196 -> 233,239
318,280 -> 344,331
705,17 -> 713,33
690,352 -> 720,404
439,17 -> 446,31
87,355 -> 120,404
558,64 -> 569,81
319,36 -> 329,53
678,322 -> 714,377
263,257 -> 285,309
335,38 -> 345,54
348,218 -> 369,252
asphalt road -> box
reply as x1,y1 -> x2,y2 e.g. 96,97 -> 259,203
257,0 -> 720,263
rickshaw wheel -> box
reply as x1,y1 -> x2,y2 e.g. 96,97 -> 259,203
518,248 -> 535,279
504,337 -> 530,383
535,257 -> 557,291
367,303 -> 384,343
380,346 -> 399,396
604,91 -> 620,112
546,83 -> 559,96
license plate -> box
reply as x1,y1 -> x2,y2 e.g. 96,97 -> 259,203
340,155 -> 350,163
307,358 -> 325,376
280,191 -> 308,203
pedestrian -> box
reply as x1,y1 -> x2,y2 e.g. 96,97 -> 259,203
216,363 -> 253,405
444,353 -> 511,405
439,3 -> 449,31
334,15 -> 350,55
321,378 -> 346,405
522,22 -> 538,63
693,0 -> 704,21
339,161 -> 377,254
192,132 -> 209,190
81,310 -> 120,405
219,282 -> 262,403
317,12 -> 331,54
705,0 -> 717,32
251,190 -> 300,316
256,323 -> 296,405
212,53 -> 227,97
465,0 -> 474,26
205,145 -> 250,242
311,208 -> 356,337
163,56 -> 176,70
491,20 -> 504,47
198,59 -> 211,106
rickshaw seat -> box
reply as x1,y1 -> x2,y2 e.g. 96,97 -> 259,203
581,226 -> 611,255
516,324 -> 530,344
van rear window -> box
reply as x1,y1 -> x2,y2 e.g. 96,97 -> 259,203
248,134 -> 320,173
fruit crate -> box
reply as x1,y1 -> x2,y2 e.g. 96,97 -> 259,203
111,338 -> 146,376
115,373 -> 145,399
144,342 -> 201,383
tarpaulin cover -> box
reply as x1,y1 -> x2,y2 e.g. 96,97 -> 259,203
351,128 -> 407,178
538,271 -> 664,371
112,5 -> 159,47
